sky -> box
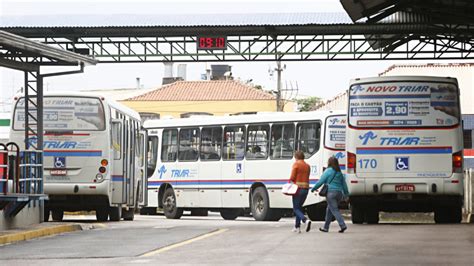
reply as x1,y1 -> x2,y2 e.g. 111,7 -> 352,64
0,0 -> 460,109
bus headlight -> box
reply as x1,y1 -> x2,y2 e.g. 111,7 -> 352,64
96,173 -> 104,181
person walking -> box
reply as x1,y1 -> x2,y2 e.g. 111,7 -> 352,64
311,156 -> 348,233
289,150 -> 311,233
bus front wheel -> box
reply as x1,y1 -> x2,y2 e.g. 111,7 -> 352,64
51,210 -> 63,222
122,208 -> 135,221
96,208 -> 108,221
163,188 -> 183,219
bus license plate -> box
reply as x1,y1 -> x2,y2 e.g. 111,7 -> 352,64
395,184 -> 415,192
51,169 -> 67,176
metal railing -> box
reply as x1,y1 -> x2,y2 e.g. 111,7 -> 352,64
0,142 -> 46,217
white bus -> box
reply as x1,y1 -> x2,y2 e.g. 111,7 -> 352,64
10,92 -> 147,222
144,111 -> 345,221
346,76 -> 463,224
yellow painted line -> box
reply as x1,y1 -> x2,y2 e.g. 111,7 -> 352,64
140,228 -> 228,257
0,224 -> 82,245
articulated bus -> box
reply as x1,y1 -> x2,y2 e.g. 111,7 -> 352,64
143,111 -> 345,221
10,92 -> 147,222
346,76 -> 463,224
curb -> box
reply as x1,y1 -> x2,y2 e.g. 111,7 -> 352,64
0,224 -> 83,245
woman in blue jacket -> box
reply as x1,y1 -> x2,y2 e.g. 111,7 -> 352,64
311,156 -> 348,233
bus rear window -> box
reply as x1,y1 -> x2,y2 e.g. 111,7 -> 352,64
348,82 -> 460,128
13,97 -> 106,131
325,115 -> 346,150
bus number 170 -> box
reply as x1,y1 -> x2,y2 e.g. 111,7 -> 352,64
358,159 -> 377,169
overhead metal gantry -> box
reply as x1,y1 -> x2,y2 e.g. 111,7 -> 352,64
1,14 -> 474,63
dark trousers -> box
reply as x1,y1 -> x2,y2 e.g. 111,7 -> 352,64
292,188 -> 308,228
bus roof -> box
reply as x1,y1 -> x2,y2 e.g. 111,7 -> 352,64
14,91 -> 141,121
349,76 -> 458,86
144,110 -> 345,129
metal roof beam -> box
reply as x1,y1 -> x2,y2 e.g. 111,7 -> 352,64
0,57 -> 39,72
0,30 -> 97,65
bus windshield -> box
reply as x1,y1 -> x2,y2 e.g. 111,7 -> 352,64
324,115 -> 346,150
13,96 -> 106,131
348,81 -> 460,128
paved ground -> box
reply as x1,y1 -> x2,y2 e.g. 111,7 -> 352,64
0,213 -> 473,265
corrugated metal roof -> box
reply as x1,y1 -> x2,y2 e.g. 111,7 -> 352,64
126,80 -> 276,101
0,12 -> 353,28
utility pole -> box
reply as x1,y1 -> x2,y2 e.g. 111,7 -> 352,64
275,60 -> 284,112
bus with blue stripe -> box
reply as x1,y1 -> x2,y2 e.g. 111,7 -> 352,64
346,76 -> 463,224
144,110 -> 345,221
10,92 -> 147,222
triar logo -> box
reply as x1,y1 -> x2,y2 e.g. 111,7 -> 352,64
334,152 -> 345,159
329,118 -> 339,125
352,85 -> 364,94
359,131 -> 377,145
158,165 -> 167,179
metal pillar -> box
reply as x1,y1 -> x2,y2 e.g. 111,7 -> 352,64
23,70 -> 44,219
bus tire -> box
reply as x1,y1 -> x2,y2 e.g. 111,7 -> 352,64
351,204 -> 365,224
139,207 -> 157,215
435,206 -> 462,224
190,209 -> 208,216
163,188 -> 183,219
307,204 -> 326,221
96,208 -> 108,221
109,206 -> 122,221
51,210 -> 63,222
43,208 -> 50,222
122,208 -> 135,221
251,187 -> 278,221
220,209 -> 242,220
365,208 -> 379,224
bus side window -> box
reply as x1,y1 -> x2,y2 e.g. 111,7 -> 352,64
271,123 -> 295,159
246,124 -> 269,160
178,128 -> 200,161
223,125 -> 245,160
296,122 -> 321,159
200,127 -> 222,161
111,121 -> 122,160
162,129 -> 178,162
147,136 -> 158,178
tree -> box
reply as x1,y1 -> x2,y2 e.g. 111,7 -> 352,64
297,96 -> 323,112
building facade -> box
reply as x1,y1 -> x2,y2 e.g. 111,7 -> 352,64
122,80 -> 295,118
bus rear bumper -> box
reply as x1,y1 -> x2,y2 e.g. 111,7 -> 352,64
349,194 -> 463,212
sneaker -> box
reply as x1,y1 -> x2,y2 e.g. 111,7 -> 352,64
338,227 -> 347,233
292,227 -> 301,233
305,220 -> 312,232
319,227 -> 328,233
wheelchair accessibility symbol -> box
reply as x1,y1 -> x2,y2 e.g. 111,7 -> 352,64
54,157 -> 66,169
395,157 -> 409,171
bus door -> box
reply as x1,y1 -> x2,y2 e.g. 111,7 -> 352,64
137,130 -> 147,207
111,119 -> 126,205
125,120 -> 137,207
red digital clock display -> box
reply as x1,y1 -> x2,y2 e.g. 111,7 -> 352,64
197,36 -> 227,50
